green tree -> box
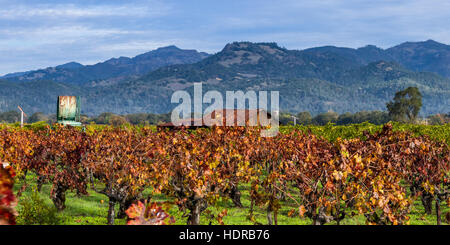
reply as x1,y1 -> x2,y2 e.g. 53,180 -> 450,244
386,87 -> 422,123
336,112 -> 353,125
109,115 -> 128,126
313,111 -> 338,125
279,112 -> 294,125
27,112 -> 49,123
0,111 -> 20,123
125,113 -> 148,125
336,111 -> 391,125
93,112 -> 115,124
427,114 -> 450,125
296,111 -> 313,125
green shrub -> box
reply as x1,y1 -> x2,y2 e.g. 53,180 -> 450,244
17,186 -> 61,225
24,121 -> 49,131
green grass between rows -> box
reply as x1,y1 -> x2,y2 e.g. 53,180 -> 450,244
13,173 -> 448,225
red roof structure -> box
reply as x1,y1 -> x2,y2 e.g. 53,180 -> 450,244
157,109 -> 273,130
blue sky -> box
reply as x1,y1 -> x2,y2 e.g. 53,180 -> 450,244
0,0 -> 449,75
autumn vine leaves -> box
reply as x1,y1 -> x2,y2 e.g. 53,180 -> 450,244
0,163 -> 17,225
0,123 -> 448,225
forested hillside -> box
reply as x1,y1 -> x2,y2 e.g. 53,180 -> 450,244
0,40 -> 449,116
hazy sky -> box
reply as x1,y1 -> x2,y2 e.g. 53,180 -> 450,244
1,0 -> 449,75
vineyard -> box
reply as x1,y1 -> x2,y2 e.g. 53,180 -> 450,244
0,123 -> 449,225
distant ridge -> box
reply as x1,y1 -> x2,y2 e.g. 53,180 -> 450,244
0,40 -> 449,116
1,46 -> 211,85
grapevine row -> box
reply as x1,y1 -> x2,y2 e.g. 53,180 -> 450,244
0,123 -> 448,225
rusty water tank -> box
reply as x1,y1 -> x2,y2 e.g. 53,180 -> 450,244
57,96 -> 82,126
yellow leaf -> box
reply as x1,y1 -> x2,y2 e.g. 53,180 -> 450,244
299,205 -> 306,217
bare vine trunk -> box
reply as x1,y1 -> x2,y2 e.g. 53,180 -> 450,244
267,204 -> 273,225
51,184 -> 67,211
421,194 -> 433,215
107,199 -> 116,225
37,175 -> 45,192
187,202 -> 201,225
436,197 -> 441,225
16,170 -> 28,198
117,195 -> 140,219
229,186 -> 243,208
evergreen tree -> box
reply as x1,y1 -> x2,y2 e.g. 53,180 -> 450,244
386,87 -> 422,123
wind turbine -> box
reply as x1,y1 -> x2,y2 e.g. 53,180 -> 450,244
17,105 -> 27,127
291,115 -> 298,126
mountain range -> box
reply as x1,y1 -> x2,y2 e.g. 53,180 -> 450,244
2,45 -> 210,86
0,40 -> 449,116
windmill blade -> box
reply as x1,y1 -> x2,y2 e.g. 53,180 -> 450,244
17,105 -> 28,117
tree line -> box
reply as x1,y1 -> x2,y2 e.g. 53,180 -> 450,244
1,109 -> 447,126
1,87 -> 448,126
0,111 -> 171,126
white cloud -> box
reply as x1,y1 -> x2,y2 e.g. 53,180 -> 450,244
0,1 -> 170,19
0,0 -> 449,75
1,26 -> 141,38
